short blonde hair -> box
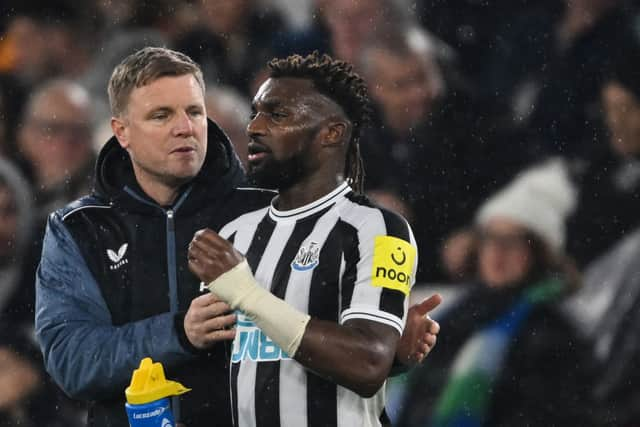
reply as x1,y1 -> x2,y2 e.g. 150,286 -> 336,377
108,47 -> 205,117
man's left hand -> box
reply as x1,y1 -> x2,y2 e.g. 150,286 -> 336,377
188,228 -> 245,283
396,294 -> 442,366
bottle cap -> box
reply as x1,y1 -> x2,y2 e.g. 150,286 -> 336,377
125,357 -> 191,405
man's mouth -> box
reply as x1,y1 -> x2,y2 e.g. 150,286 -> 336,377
247,142 -> 270,163
248,152 -> 269,163
170,146 -> 196,154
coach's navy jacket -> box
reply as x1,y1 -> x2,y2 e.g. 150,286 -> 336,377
35,119 -> 272,427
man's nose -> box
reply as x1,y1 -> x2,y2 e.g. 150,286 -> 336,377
173,111 -> 195,137
246,113 -> 267,138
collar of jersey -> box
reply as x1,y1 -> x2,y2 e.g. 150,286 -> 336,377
268,182 -> 351,221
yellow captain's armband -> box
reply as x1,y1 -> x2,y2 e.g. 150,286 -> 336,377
371,235 -> 416,295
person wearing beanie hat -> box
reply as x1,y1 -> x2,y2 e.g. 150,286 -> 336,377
395,159 -> 595,427
475,158 -> 578,289
476,158 -> 577,255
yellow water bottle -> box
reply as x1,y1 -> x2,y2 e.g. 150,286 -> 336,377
124,357 -> 190,427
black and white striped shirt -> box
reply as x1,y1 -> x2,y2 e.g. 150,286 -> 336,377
220,183 -> 418,427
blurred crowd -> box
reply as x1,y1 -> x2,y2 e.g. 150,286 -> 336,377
1,0 -> 640,425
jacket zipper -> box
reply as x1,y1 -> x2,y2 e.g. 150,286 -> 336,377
123,185 -> 193,423
166,209 -> 178,313
165,208 -> 182,422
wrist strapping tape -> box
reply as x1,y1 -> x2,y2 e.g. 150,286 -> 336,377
206,260 -> 311,357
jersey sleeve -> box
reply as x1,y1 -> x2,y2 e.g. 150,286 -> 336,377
339,208 -> 418,334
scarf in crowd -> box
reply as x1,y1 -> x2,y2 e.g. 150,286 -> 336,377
431,278 -> 565,427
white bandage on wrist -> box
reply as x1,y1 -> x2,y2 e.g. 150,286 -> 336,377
206,260 -> 311,357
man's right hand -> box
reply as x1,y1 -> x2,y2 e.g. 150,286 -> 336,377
184,293 -> 236,349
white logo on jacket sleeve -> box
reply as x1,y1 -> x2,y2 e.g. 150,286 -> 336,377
107,243 -> 129,270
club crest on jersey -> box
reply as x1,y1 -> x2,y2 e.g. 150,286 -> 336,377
291,241 -> 320,272
107,243 -> 129,270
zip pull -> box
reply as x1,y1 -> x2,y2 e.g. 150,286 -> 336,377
166,209 -> 175,233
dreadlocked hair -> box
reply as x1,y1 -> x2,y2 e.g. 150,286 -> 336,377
268,51 -> 372,194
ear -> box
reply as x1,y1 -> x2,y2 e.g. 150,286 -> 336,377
111,116 -> 129,149
320,121 -> 349,147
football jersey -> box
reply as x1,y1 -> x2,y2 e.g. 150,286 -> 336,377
219,183 -> 418,427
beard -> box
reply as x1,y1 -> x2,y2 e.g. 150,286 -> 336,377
247,150 -> 309,191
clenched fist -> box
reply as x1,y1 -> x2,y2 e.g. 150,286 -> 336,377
188,228 -> 245,283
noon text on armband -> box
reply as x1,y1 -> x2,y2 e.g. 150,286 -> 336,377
375,265 -> 411,286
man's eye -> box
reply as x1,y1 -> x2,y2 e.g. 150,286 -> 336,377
152,113 -> 168,120
189,110 -> 203,117
272,111 -> 287,119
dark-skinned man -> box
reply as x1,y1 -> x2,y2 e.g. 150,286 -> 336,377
188,52 -> 440,427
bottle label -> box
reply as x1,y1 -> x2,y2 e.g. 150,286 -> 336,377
125,398 -> 175,427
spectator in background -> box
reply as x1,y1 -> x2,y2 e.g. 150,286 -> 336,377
0,327 -> 84,427
478,0 -> 639,161
566,62 -> 640,267
0,13 -> 53,87
270,0 -> 332,59
92,0 -> 196,41
80,0 -> 200,127
0,157 -> 82,427
443,4 -> 640,282
273,0 -> 429,66
16,79 -> 95,221
204,85 -> 251,169
358,30 -> 489,282
3,79 -> 97,347
396,159 -> 595,426
0,157 -> 34,325
0,4 -> 92,86
445,59 -> 640,281
360,32 -> 445,151
564,64 -> 640,410
415,0 -> 557,86
0,2 -> 95,158
174,0 -> 285,96
322,0 -> 406,65
564,224 -> 640,426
